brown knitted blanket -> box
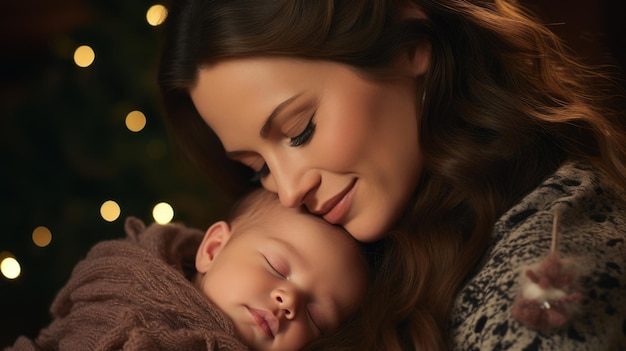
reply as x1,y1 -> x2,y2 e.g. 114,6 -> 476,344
6,217 -> 248,351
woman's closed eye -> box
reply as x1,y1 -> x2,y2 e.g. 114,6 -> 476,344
250,163 -> 269,183
288,114 -> 316,147
249,114 -> 316,183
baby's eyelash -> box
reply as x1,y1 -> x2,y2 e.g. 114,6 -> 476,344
307,308 -> 323,334
264,256 -> 287,278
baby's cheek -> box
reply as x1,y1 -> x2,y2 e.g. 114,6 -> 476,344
280,321 -> 317,350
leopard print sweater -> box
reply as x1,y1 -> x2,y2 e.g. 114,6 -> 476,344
450,161 -> 626,350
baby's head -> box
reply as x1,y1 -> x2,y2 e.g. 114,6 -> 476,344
194,189 -> 368,350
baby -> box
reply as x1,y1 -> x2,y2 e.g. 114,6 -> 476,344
195,189 -> 368,349
6,189 -> 367,351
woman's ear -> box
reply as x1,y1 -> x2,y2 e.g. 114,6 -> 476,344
407,42 -> 431,78
196,221 -> 232,273
401,4 -> 431,77
392,42 -> 431,79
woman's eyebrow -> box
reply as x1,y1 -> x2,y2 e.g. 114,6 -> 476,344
259,93 -> 303,138
223,93 -> 304,159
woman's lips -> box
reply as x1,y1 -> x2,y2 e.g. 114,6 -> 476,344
320,180 -> 357,224
248,307 -> 277,339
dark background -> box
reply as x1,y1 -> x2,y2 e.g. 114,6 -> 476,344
1,0 -> 624,347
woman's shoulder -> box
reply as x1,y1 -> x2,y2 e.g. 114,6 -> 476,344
491,160 -> 625,258
499,160 -> 624,230
450,161 -> 626,350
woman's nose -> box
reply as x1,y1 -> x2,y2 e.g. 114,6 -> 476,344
271,288 -> 299,320
261,160 -> 320,208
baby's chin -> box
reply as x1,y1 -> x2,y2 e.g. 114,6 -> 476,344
230,320 -> 269,351
242,337 -> 309,351
208,304 -> 265,350
240,331 -> 310,351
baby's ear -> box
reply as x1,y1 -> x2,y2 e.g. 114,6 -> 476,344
196,221 -> 232,273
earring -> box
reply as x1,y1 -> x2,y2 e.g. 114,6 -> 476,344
421,85 -> 427,116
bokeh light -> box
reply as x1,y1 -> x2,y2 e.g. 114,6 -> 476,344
1,256 -> 21,280
100,200 -> 121,222
125,110 -> 147,132
32,226 -> 52,247
146,4 -> 168,26
73,45 -> 95,67
153,202 -> 174,224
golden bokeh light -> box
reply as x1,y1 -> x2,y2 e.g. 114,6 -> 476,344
125,110 -> 147,132
32,226 -> 52,247
153,202 -> 174,224
146,4 -> 168,26
1,256 -> 21,280
73,45 -> 95,67
100,200 -> 121,222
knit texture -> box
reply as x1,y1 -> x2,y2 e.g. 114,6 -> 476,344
6,217 -> 248,351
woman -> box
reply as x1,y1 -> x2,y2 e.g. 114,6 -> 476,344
158,0 -> 626,349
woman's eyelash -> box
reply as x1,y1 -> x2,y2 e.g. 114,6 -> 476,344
249,113 -> 316,183
289,114 -> 316,147
250,163 -> 269,183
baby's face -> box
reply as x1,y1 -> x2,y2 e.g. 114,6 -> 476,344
196,207 -> 367,350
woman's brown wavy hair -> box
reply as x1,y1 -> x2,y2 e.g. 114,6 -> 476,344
157,0 -> 626,349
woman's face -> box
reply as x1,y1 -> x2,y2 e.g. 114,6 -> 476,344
190,57 -> 423,241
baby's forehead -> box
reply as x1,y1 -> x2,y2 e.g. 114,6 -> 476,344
242,205 -> 358,246
233,191 -> 361,249
274,207 -> 355,240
